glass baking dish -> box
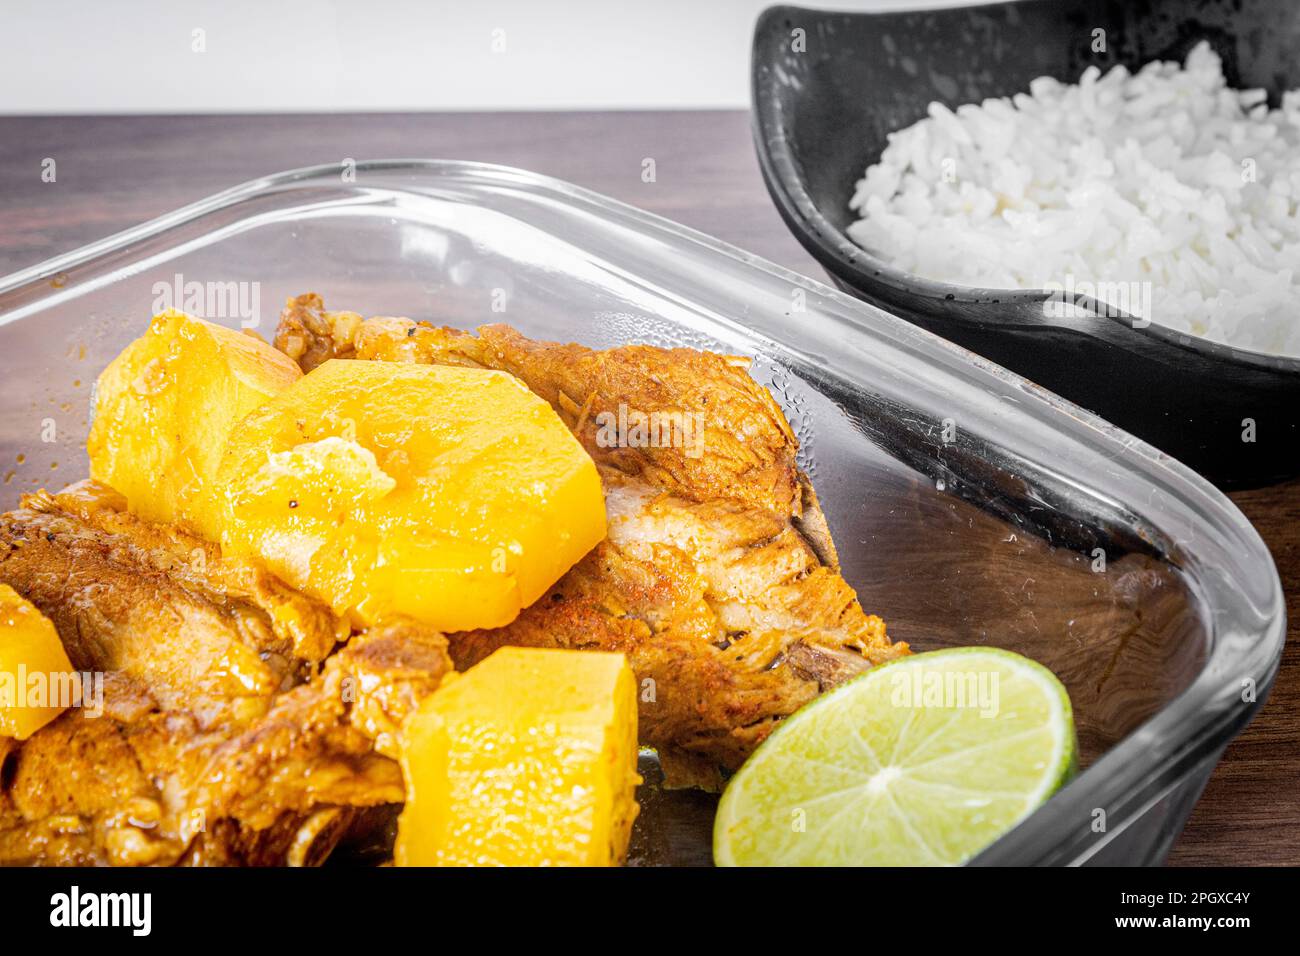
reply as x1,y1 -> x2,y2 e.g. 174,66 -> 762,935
0,160 -> 1284,866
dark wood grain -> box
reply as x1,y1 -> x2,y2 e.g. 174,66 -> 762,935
0,111 -> 1295,865
0,112 -> 814,275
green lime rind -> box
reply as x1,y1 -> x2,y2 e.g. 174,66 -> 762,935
713,647 -> 1076,867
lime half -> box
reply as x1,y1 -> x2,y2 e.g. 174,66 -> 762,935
714,647 -> 1076,866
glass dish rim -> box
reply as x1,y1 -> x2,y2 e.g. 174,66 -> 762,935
0,158 -> 1286,865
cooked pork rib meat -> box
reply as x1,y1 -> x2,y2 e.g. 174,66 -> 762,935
0,482 -> 451,866
0,672 -> 404,866
275,293 -> 908,780
276,295 -> 804,518
1,481 -> 345,725
454,474 -> 901,777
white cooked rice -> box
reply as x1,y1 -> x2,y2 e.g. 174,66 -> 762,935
847,42 -> 1300,357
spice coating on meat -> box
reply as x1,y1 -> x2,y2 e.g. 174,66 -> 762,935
275,293 -> 908,783
0,482 -> 452,865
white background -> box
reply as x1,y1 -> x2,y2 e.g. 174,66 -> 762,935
1,0 -> 985,114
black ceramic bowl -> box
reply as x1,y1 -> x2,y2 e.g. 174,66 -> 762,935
752,0 -> 1300,489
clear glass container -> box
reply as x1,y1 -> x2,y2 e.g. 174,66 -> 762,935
0,161 -> 1284,865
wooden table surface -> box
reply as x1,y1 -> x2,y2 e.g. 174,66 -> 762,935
0,111 -> 1295,866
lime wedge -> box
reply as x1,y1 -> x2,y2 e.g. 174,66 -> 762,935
713,647 -> 1076,866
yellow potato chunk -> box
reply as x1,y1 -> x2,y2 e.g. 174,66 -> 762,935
219,359 -> 606,632
88,309 -> 302,540
395,647 -> 640,866
0,584 -> 76,740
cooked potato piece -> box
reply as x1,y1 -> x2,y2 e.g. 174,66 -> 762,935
0,584 -> 76,740
395,647 -> 639,866
218,359 -> 606,632
87,310 -> 302,540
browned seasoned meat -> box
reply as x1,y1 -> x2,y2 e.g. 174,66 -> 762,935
275,293 -> 804,519
273,293 -> 908,783
453,473 -> 903,778
0,482 -> 453,866
0,480 -> 345,724
0,675 -> 403,866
